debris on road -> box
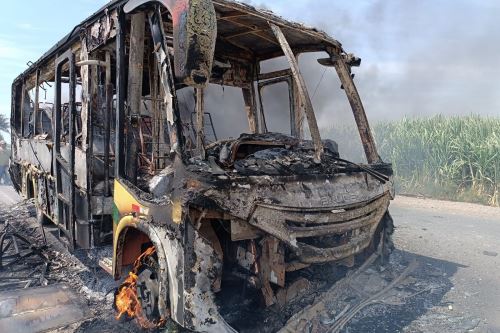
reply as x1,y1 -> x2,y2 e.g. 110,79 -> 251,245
280,255 -> 421,332
0,284 -> 91,333
0,200 -> 49,291
0,228 -> 50,290
482,251 -> 498,257
0,199 -> 134,332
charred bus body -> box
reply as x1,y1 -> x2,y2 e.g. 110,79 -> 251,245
9,0 -> 394,331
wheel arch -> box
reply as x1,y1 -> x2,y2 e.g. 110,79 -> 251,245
113,215 -> 184,325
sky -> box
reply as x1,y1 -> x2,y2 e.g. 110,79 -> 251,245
0,0 -> 499,129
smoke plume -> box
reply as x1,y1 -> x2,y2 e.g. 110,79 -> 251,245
248,0 -> 500,122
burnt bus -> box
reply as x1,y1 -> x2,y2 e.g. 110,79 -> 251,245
9,0 -> 395,331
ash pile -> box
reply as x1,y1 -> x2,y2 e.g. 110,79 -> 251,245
0,200 -> 139,333
0,201 -> 50,291
0,200 -> 100,294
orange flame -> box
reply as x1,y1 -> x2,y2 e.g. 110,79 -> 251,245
115,246 -> 165,329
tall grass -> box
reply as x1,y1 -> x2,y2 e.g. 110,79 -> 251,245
322,115 -> 500,207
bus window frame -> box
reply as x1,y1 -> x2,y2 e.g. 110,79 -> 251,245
257,75 -> 296,137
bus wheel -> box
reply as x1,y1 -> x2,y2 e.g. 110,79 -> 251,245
136,253 -> 162,323
115,246 -> 170,328
377,211 -> 395,261
358,211 -> 394,264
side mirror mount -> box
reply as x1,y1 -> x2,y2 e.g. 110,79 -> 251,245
124,0 -> 217,87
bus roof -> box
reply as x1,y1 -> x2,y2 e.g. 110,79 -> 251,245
14,0 -> 343,84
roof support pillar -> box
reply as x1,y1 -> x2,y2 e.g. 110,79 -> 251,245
125,12 -> 146,183
195,88 -> 205,157
243,85 -> 258,134
270,23 -> 323,162
331,53 -> 381,164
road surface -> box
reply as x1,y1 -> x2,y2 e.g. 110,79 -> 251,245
391,196 -> 500,332
0,185 -> 21,206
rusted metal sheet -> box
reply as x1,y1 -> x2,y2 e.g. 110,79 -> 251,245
260,236 -> 285,287
230,218 -> 261,241
0,284 -> 91,333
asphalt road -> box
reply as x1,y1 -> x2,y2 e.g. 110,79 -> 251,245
391,196 -> 500,332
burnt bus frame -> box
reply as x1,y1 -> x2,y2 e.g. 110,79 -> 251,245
53,50 -> 77,250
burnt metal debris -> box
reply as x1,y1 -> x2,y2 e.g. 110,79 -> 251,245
0,222 -> 50,291
0,200 -> 136,332
8,0 -> 395,331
